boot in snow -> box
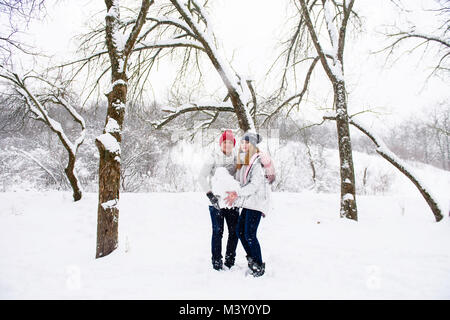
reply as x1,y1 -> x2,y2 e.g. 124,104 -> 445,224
246,255 -> 253,269
249,261 -> 265,277
212,258 -> 223,271
224,255 -> 235,269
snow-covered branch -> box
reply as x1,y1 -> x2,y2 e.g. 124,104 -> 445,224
0,66 -> 85,201
152,102 -> 234,129
135,38 -> 205,52
144,15 -> 195,37
298,0 -> 339,83
123,0 -> 155,57
327,115 -> 445,222
169,0 -> 256,131
10,146 -> 61,187
322,0 -> 344,81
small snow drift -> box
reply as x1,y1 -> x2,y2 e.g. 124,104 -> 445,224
211,167 -> 240,208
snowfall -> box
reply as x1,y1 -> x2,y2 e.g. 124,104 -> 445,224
1,158 -> 450,300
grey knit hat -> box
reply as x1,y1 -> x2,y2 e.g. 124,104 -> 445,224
241,132 -> 262,146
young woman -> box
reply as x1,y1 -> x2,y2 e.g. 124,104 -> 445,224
224,132 -> 271,277
198,130 -> 240,271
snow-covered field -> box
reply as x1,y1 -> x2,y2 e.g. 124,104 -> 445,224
1,189 -> 449,300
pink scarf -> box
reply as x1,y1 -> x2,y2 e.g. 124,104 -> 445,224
243,153 -> 260,185
243,152 -> 275,185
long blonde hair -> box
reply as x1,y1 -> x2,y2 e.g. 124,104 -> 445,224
236,143 -> 260,170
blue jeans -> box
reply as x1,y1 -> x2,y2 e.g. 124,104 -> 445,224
237,208 -> 263,265
209,206 -> 239,262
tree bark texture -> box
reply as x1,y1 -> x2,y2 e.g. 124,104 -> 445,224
65,152 -> 82,201
95,81 -> 126,258
334,81 -> 357,220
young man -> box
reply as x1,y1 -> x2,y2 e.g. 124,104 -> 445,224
198,130 -> 239,270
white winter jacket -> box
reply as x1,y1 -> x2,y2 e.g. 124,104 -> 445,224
235,153 -> 271,216
198,146 -> 236,193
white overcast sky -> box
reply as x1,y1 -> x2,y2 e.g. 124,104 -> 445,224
25,0 -> 450,128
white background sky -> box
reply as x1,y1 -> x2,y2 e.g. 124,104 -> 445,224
23,0 -> 450,130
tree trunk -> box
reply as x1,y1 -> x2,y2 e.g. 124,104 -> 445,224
94,0 -> 152,259
65,152 -> 82,202
95,75 -> 126,259
334,80 -> 358,220
304,138 -> 317,185
52,128 -> 83,202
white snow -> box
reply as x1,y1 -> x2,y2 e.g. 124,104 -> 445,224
108,79 -> 127,93
107,0 -> 127,54
113,31 -> 126,53
322,0 -> 345,81
343,193 -> 354,201
112,100 -> 125,111
101,199 -> 119,211
210,167 -> 240,208
105,117 -> 120,134
96,133 -> 120,155
105,0 -> 119,20
323,0 -> 339,52
0,191 -> 449,299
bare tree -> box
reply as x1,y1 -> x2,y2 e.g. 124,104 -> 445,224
381,0 -> 450,78
0,0 -> 46,64
295,0 -> 358,220
55,0 -> 255,258
0,67 -> 86,201
166,0 -> 255,131
65,0 -> 256,133
92,0 -> 154,259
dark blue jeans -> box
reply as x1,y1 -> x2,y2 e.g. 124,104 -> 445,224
237,208 -> 263,265
209,206 -> 239,262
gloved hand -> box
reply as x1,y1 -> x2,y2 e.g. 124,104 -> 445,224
206,191 -> 220,210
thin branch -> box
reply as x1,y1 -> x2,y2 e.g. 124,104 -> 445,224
151,102 -> 234,129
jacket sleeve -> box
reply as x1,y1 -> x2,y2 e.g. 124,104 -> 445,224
198,153 -> 215,193
235,160 -> 265,205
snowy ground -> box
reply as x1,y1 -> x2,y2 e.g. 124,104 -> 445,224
0,190 -> 449,300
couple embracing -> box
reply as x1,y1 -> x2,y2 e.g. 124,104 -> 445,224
198,130 -> 274,277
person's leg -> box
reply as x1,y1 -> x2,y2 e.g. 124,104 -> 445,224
244,209 -> 263,266
237,209 -> 251,257
209,206 -> 224,269
223,207 -> 239,268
